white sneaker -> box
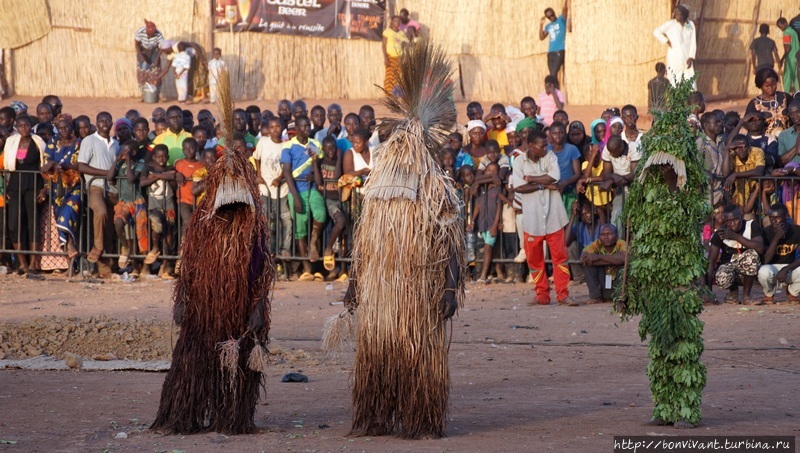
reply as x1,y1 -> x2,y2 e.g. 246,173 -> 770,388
514,249 -> 527,263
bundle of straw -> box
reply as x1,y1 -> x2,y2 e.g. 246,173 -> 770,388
215,67 -> 235,149
321,310 -> 357,354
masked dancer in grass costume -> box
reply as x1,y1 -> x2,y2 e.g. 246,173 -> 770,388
618,77 -> 708,429
325,38 -> 465,439
151,68 -> 274,435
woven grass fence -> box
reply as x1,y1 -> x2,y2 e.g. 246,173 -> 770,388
4,0 -> 792,104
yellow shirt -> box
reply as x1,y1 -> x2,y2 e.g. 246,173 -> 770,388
732,146 -> 765,207
487,129 -> 509,149
581,160 -> 611,206
153,129 -> 192,166
383,28 -> 408,58
191,167 -> 208,203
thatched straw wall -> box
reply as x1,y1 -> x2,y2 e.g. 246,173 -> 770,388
4,0 -> 794,104
0,0 -> 51,49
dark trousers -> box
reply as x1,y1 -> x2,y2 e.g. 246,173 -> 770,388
179,202 -> 194,239
547,50 -> 565,78
584,264 -> 620,300
6,189 -> 38,245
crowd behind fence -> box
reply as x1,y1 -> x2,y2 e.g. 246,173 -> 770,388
6,167 -> 800,278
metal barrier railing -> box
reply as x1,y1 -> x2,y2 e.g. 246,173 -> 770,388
7,168 -> 784,277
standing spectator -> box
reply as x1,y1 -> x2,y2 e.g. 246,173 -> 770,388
647,63 -> 671,114
281,115 -> 326,281
512,130 -> 572,305
140,144 -> 177,279
171,43 -> 192,103
757,203 -> 800,304
107,140 -> 147,273
485,104 -> 510,149
76,112 -> 119,277
134,19 -> 164,89
314,104 -> 345,142
537,75 -> 565,127
174,138 -> 203,240
697,111 -> 729,204
777,17 -> 800,93
3,116 -> 46,274
41,114 -> 82,264
470,162 -> 504,284
600,135 -> 641,227
382,16 -> 409,95
314,137 -> 346,274
399,9 -> 421,41
746,68 -> 790,142
707,204 -> 764,305
0,106 -> 15,130
653,5 -> 697,87
32,103 -> 56,136
253,118 -> 292,259
309,105 -> 326,139
245,105 -> 261,137
152,106 -> 191,166
547,121 -> 581,213
750,24 -> 780,73
539,1 -> 569,79
207,48 -> 225,103
580,224 -> 627,304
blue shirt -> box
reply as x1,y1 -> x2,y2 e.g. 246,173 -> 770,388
280,139 -> 318,193
545,15 -> 566,52
572,221 -> 600,248
549,143 -> 581,190
455,149 -> 474,170
336,137 -> 352,153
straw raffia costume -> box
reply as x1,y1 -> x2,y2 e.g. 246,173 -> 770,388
151,71 -> 273,434
344,39 -> 466,439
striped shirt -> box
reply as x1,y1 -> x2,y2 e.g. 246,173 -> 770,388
135,27 -> 164,50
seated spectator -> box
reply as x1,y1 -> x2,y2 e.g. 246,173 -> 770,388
580,223 -> 626,304
757,203 -> 800,304
566,199 -> 600,285
724,134 -> 765,213
707,204 -> 764,305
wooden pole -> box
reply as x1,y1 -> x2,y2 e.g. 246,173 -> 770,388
207,0 -> 215,54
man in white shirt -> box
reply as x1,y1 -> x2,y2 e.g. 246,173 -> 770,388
253,117 -> 292,257
76,112 -> 120,276
512,130 -> 573,306
314,104 -> 345,142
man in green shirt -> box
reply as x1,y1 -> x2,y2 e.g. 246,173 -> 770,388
152,105 -> 191,165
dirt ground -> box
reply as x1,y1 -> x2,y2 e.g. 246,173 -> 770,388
1,272 -> 799,452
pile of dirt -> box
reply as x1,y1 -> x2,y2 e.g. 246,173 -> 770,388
0,316 -> 177,361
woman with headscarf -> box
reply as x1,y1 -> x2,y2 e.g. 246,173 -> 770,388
114,118 -> 133,143
3,116 -> 47,274
40,113 -> 82,265
653,5 -> 697,88
464,120 -> 489,168
604,116 -> 625,143
567,121 -> 591,156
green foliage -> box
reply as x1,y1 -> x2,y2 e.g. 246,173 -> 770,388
619,77 -> 708,425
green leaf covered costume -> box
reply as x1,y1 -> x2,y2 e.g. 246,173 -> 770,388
620,78 -> 709,426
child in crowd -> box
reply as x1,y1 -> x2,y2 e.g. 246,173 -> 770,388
449,131 -> 474,170
172,43 -> 191,103
600,135 -> 641,227
688,91 -> 706,131
457,165 -> 477,268
724,111 -> 741,138
441,149 -> 456,179
485,104 -> 510,149
208,47 -> 225,104
191,148 -> 218,204
577,132 -> 610,225
140,145 -> 178,279
552,109 -> 569,127
108,140 -> 148,275
314,137 -> 347,276
174,138 -> 204,255
470,162 -> 505,283
724,134 -> 765,213
702,203 -> 725,254
153,119 -> 167,139
537,75 -> 565,126
253,117 -> 293,260
475,140 -> 510,187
